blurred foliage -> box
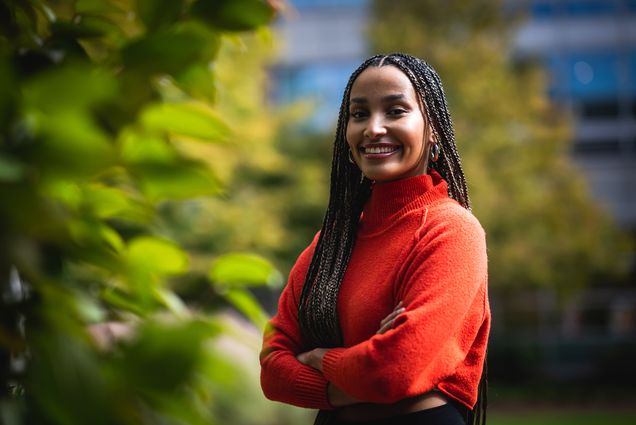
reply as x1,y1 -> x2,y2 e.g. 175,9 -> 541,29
153,33 -> 330,283
0,0 -> 313,424
371,0 -> 632,292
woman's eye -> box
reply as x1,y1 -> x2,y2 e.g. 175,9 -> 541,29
388,108 -> 407,116
350,111 -> 367,119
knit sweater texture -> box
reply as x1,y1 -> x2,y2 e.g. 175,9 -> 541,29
260,171 -> 490,411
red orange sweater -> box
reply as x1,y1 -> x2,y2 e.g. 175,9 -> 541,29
260,172 -> 490,411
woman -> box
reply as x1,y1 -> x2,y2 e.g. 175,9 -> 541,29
260,53 -> 490,425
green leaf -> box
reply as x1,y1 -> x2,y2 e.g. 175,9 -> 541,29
22,64 -> 116,113
50,20 -> 105,39
137,0 -> 184,31
0,155 -> 24,182
30,110 -> 115,177
83,184 -> 146,221
127,236 -> 189,276
140,102 -> 229,142
120,130 -> 179,164
116,319 -> 221,392
208,252 -> 282,287
69,220 -> 124,253
223,288 -> 269,329
153,287 -> 188,316
191,0 -> 275,31
122,25 -> 220,76
29,332 -> 114,425
99,224 -> 125,252
74,292 -> 106,323
135,161 -> 223,202
175,63 -> 216,102
101,288 -> 148,316
41,180 -> 82,209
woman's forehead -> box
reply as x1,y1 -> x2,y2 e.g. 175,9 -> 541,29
349,65 -> 417,99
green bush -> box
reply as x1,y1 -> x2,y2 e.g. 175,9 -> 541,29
0,1 -> 311,424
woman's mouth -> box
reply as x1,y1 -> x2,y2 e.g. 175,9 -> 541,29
360,145 -> 400,158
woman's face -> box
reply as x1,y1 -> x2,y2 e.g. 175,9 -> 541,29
346,65 -> 433,182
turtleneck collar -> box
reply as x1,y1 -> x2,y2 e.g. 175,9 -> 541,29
359,171 -> 449,236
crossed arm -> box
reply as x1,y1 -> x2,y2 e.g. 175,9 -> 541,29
295,302 -> 405,407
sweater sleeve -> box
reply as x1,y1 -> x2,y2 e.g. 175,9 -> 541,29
259,243 -> 333,410
321,205 -> 488,404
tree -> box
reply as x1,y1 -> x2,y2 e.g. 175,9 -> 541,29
0,1 -> 312,424
370,0 -> 630,291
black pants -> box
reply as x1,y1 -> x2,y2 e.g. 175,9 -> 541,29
332,403 -> 466,425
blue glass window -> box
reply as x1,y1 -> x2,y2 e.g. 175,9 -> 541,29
530,1 -> 558,19
629,52 -> 636,95
568,53 -> 619,99
547,52 -> 620,99
564,0 -> 618,16
529,0 -> 630,19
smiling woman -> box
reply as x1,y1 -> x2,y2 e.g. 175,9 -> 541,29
346,65 -> 430,182
260,53 -> 489,425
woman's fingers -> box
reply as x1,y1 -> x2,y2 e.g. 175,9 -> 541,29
379,302 -> 404,326
296,348 -> 328,371
377,320 -> 394,335
377,302 -> 405,334
296,351 -> 310,364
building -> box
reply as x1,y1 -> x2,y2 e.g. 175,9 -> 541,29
512,0 -> 636,231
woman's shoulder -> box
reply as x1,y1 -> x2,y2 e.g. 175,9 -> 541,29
421,197 -> 485,238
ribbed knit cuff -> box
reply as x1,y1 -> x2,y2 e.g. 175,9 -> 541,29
295,366 -> 333,410
322,348 -> 347,384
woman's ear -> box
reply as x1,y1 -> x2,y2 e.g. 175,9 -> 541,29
426,126 -> 437,145
425,124 -> 440,163
423,130 -> 436,153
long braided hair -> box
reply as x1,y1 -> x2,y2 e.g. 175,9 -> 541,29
298,53 -> 487,425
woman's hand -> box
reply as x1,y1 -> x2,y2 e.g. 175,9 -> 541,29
297,349 -> 360,407
376,301 -> 405,334
328,383 -> 361,407
296,347 -> 328,372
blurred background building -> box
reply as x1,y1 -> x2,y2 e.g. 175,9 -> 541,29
504,0 -> 636,383
512,0 -> 636,231
271,0 -> 369,129
272,0 -> 636,391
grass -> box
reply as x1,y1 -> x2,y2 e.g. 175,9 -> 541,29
487,382 -> 636,424
489,408 -> 636,425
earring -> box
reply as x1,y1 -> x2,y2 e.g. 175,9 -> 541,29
430,143 -> 440,162
348,149 -> 356,165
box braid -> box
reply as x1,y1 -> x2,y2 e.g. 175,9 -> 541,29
298,53 -> 486,425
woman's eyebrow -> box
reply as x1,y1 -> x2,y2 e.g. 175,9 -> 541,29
381,94 -> 405,102
349,94 -> 406,105
349,97 -> 367,105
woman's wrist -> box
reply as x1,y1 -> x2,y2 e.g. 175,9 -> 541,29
328,383 -> 359,407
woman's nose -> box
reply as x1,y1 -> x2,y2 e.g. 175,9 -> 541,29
363,115 -> 387,139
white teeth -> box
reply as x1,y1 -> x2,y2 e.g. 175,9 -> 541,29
364,146 -> 397,154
